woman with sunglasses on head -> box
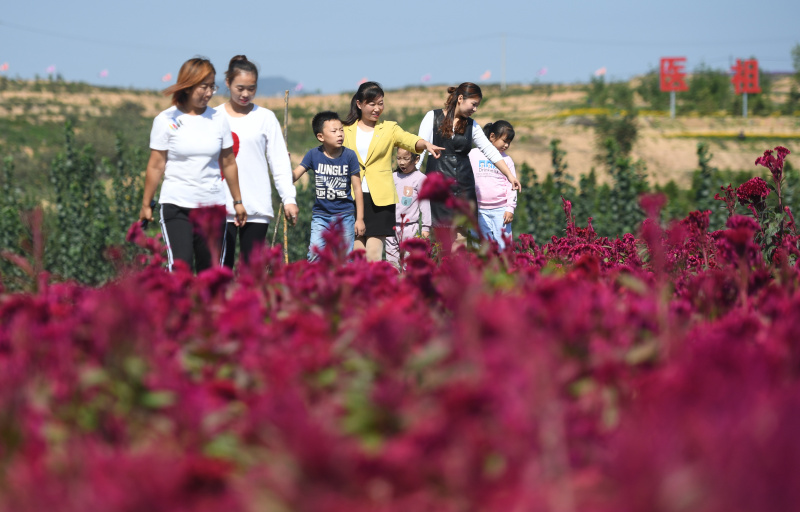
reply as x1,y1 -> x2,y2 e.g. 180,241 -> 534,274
215,55 -> 298,268
139,57 -> 247,273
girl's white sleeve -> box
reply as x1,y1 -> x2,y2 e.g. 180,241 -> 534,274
264,111 -> 296,205
415,110 -> 435,170
472,120 -> 503,164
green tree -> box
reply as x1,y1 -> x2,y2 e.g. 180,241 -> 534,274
602,138 -> 648,236
636,70 -> 671,111
106,136 -> 146,243
684,64 -> 732,114
654,180 -> 691,223
0,156 -> 25,287
574,169 -> 598,226
48,122 -> 114,284
550,139 -> 575,200
595,115 -> 639,156
691,142 -> 725,230
516,163 -> 556,244
783,44 -> 800,115
277,179 -> 315,263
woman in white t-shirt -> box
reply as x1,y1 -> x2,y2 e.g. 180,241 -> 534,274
215,55 -> 298,268
139,57 -> 247,273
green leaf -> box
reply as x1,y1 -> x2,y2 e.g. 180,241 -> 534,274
204,433 -> 240,460
140,390 -> 176,409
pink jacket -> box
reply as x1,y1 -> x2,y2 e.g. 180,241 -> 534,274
469,148 -> 517,212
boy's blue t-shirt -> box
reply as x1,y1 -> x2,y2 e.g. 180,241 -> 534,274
300,146 -> 361,216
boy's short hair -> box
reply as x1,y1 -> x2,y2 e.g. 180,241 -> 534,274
312,111 -> 341,136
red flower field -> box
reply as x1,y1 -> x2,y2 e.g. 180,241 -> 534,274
0,148 -> 798,511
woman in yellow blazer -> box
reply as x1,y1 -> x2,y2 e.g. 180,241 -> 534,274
343,81 -> 443,262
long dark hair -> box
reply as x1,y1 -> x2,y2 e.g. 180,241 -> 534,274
225,54 -> 258,84
344,81 -> 384,126
439,82 -> 482,137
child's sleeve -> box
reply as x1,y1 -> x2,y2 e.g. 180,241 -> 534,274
419,174 -> 432,230
299,149 -> 314,171
349,151 -> 361,178
149,115 -> 170,151
506,157 -> 517,213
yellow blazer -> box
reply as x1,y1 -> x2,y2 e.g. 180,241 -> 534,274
343,121 -> 420,207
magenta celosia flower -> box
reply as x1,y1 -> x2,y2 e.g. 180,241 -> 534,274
726,214 -> 760,232
715,183 -> 738,216
735,177 -> 770,206
755,146 -> 791,184
785,206 -> 797,233
418,172 -> 455,202
187,205 -> 227,269
684,210 -> 711,234
640,193 -> 667,219
716,214 -> 763,266
6,141 -> 800,512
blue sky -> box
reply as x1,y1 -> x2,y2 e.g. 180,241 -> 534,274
1,0 -> 798,94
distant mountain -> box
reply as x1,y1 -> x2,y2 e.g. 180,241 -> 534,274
216,76 -> 298,97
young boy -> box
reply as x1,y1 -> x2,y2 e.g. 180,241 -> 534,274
293,111 -> 365,261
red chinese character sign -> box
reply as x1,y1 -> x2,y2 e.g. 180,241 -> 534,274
660,57 -> 688,92
731,59 -> 761,94
660,57 -> 688,118
731,59 -> 760,118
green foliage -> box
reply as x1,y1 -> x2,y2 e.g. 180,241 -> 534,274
0,101 -> 152,203
515,163 -> 558,243
574,169 -> 598,225
550,139 -> 575,199
594,114 -> 639,156
691,142 -> 726,230
636,71 -> 670,111
683,64 -> 734,114
782,160 -> 800,219
781,85 -> 800,115
599,139 -> 648,236
654,180 -> 692,223
47,122 -> 115,284
272,178 -> 315,263
0,157 -> 26,288
106,136 -> 147,244
585,77 -> 635,111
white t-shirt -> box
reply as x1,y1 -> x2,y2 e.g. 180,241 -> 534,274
150,105 -> 233,208
215,104 -> 296,224
356,126 -> 374,193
